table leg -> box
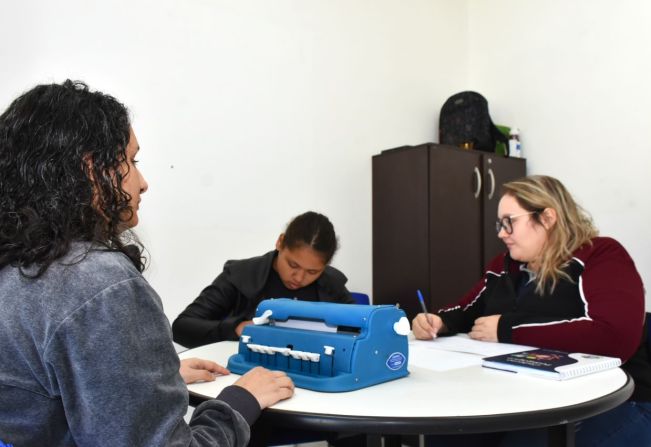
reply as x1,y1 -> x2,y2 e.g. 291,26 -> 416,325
383,434 -> 402,447
365,434 -> 382,447
248,419 -> 272,447
547,423 -> 575,447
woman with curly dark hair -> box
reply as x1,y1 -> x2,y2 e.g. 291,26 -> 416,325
0,80 -> 145,274
0,80 -> 293,447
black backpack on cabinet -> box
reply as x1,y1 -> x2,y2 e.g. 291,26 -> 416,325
439,91 -> 508,153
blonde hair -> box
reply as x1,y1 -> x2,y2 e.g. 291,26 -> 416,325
501,175 -> 598,294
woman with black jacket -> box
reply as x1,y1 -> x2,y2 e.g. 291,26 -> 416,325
173,211 -> 355,348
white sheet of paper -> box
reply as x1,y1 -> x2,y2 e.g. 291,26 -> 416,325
408,334 -> 536,371
409,345 -> 482,371
411,334 -> 535,356
273,319 -> 337,333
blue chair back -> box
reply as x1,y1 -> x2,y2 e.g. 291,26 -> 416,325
351,292 -> 370,305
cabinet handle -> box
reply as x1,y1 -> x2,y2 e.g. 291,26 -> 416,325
488,168 -> 496,200
473,167 -> 482,199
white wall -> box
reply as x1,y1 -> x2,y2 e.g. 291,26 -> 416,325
0,0 -> 468,320
468,0 -> 651,308
3,1 -> 647,318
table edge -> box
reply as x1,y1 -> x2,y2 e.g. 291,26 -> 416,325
190,373 -> 634,435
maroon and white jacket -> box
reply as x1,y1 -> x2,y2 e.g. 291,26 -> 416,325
438,237 -> 650,401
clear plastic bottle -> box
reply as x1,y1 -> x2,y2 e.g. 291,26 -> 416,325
509,127 -> 521,158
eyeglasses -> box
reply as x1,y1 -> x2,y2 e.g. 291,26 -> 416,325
495,211 -> 537,235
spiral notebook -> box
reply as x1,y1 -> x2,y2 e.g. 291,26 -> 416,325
482,348 -> 621,380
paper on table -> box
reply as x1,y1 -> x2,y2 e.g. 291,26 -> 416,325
410,334 -> 536,357
408,334 -> 537,371
409,344 -> 482,371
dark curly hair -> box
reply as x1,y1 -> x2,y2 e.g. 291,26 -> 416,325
0,80 -> 145,277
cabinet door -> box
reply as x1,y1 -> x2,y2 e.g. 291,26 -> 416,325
372,145 -> 430,320
482,155 -> 527,268
429,145 -> 482,311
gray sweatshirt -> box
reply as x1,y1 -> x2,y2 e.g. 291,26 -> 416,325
0,243 -> 260,446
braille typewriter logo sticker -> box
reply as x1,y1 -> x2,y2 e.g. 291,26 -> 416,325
386,352 -> 406,370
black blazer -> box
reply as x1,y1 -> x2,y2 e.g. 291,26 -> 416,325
172,250 -> 354,348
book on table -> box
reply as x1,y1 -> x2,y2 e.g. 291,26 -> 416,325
481,348 -> 621,380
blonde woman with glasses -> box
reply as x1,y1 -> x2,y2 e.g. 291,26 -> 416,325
413,175 -> 650,446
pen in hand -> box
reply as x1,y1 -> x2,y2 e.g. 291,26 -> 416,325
417,289 -> 437,339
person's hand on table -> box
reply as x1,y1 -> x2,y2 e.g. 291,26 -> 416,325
180,357 -> 229,384
469,315 -> 501,342
412,313 -> 446,340
234,366 -> 295,409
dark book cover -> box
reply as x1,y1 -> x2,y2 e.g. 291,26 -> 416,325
482,348 -> 621,380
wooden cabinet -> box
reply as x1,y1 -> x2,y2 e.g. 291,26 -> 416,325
372,143 -> 526,320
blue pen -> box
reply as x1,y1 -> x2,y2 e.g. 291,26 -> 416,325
417,289 -> 436,337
